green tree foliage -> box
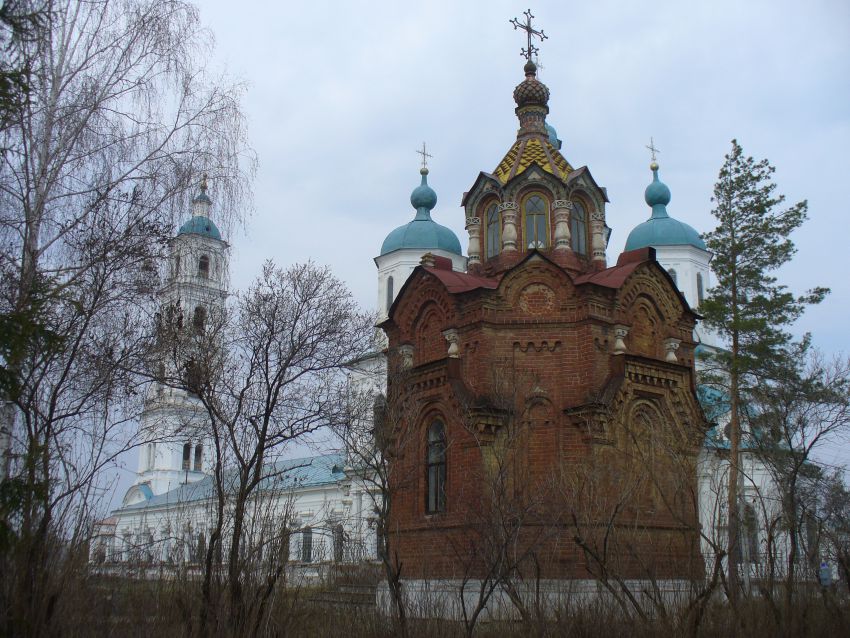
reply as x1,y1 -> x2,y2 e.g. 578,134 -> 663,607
700,139 -> 828,599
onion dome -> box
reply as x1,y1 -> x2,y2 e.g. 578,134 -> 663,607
380,168 -> 462,256
625,162 -> 706,251
178,176 -> 222,241
545,122 -> 562,150
513,60 -> 550,109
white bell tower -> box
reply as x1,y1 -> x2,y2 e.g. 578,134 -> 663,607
124,179 -> 228,504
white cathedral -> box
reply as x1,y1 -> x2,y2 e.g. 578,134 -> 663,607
92,160 -> 799,585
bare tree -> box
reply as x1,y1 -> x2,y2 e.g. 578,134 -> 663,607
0,1 -> 252,634
164,261 -> 373,635
747,348 -> 850,628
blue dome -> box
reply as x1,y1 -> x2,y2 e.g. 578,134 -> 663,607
624,164 -> 706,251
380,168 -> 462,257
178,215 -> 222,241
545,123 -> 562,150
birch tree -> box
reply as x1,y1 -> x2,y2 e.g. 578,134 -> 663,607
0,1 -> 252,634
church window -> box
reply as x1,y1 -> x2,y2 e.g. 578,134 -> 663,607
174,256 -> 180,276
182,443 -> 191,471
736,502 -> 760,564
280,526 -> 291,564
426,420 -> 447,513
146,443 -> 156,470
301,527 -> 313,563
668,268 -> 678,286
198,254 -> 210,278
194,444 -> 203,471
386,276 -> 394,314
571,200 -> 588,255
523,194 -> 548,249
485,202 -> 500,257
192,305 -> 206,333
697,273 -> 705,306
333,524 -> 345,562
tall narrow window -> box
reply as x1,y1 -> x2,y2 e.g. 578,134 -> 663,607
301,527 -> 313,563
194,444 -> 203,471
280,527 -> 291,564
174,256 -> 181,276
333,524 -> 345,562
668,268 -> 678,286
426,420 -> 447,513
571,201 -> 587,255
524,195 -> 548,249
738,503 -> 760,564
198,254 -> 210,278
192,306 -> 206,333
486,202 -> 500,257
386,276 -> 394,314
182,443 -> 191,471
697,273 -> 705,306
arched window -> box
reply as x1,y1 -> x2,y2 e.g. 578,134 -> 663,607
182,443 -> 191,471
192,306 -> 206,333
147,443 -> 156,470
386,276 -> 394,314
697,273 -> 705,306
194,444 -> 203,471
174,256 -> 181,276
524,194 -> 548,249
301,527 -> 313,563
570,200 -> 588,255
426,420 -> 447,513
485,202 -> 500,257
668,268 -> 678,286
198,254 -> 210,278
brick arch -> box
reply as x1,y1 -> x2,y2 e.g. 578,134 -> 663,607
568,185 -> 605,215
499,259 -> 575,311
412,301 -> 447,365
627,295 -> 663,358
393,274 -> 454,336
616,267 -> 684,327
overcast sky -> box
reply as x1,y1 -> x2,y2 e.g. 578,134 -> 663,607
194,0 -> 848,360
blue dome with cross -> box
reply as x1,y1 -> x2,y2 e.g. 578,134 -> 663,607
380,168 -> 462,256
177,179 -> 222,241
625,162 -> 706,251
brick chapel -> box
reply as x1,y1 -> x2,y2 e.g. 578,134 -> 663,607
377,52 -> 707,589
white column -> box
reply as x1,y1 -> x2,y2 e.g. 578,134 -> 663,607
591,209 -> 606,264
466,216 -> 481,266
552,200 -> 572,251
499,202 -> 518,252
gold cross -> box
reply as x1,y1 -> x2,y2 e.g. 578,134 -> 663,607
646,137 -> 660,163
416,142 -> 433,169
510,9 -> 547,61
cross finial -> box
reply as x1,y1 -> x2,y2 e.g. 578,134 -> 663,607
510,9 -> 547,61
200,173 -> 208,192
646,137 -> 660,163
416,142 -> 433,170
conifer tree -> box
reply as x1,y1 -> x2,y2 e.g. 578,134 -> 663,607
700,139 -> 828,599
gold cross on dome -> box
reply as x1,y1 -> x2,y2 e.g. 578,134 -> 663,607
646,137 -> 661,162
510,9 -> 547,61
416,142 -> 433,169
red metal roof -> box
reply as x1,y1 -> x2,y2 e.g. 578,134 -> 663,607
422,266 -> 501,293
